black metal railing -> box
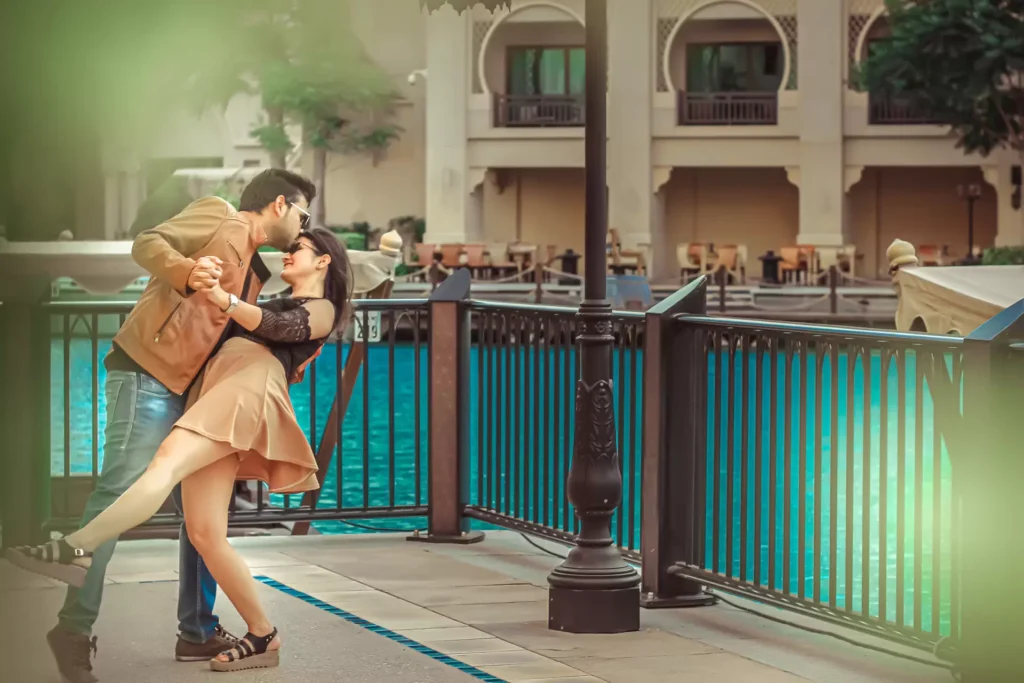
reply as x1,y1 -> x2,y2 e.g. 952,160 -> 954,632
641,278 -> 966,651
686,319 -> 960,645
44,298 -> 431,534
868,94 -> 942,125
462,301 -> 645,556
27,265 -> 1024,677
493,94 -> 585,128
678,91 -> 778,126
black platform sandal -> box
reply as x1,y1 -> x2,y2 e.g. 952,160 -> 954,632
4,538 -> 91,588
209,628 -> 280,672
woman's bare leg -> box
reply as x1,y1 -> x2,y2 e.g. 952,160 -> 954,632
63,428 -> 237,560
182,453 -> 281,661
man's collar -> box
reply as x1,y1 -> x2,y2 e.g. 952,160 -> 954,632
238,211 -> 269,247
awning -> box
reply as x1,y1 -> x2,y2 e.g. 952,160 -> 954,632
895,265 -> 1024,335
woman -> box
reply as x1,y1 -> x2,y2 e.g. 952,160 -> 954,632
7,227 -> 352,672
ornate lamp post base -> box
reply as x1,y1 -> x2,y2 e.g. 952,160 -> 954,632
550,587 -> 639,634
549,536 -> 640,633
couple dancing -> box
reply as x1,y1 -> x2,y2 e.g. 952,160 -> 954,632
6,169 -> 351,678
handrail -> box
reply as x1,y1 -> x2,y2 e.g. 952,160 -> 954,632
678,91 -> 778,126
493,93 -> 585,127
469,299 -> 645,319
677,313 -> 964,346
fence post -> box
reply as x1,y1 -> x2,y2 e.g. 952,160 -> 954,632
408,269 -> 483,545
0,297 -> 51,549
534,260 -> 544,304
828,265 -> 838,314
640,276 -> 716,608
717,265 -> 727,312
956,301 -> 1024,681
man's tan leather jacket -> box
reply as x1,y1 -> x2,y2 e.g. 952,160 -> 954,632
113,197 -> 269,395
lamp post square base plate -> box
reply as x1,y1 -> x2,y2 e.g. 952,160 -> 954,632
406,530 -> 485,545
548,586 -> 640,633
640,592 -> 717,609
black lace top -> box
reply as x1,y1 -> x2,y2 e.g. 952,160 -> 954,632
231,297 -> 330,381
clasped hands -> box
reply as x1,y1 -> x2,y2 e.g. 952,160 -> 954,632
188,256 -> 230,309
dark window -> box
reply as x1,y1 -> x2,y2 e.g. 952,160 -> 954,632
685,42 -> 783,92
508,47 -> 585,96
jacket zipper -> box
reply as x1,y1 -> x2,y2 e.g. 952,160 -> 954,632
154,302 -> 182,343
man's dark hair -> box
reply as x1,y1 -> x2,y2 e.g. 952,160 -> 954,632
239,169 -> 316,212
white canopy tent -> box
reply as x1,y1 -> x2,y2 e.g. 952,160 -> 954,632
886,238 -> 1024,335
894,264 -> 1024,336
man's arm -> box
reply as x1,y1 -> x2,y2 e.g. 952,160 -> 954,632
131,196 -> 232,296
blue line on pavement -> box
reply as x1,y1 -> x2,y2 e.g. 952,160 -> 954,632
256,575 -> 510,683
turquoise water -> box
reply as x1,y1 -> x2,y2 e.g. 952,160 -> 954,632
51,338 -> 954,637
705,349 -> 955,636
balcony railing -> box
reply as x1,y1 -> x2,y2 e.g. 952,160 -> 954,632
869,94 -> 942,125
493,94 -> 584,128
678,91 -> 778,126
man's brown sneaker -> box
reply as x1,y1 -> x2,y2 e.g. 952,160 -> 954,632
46,625 -> 99,683
174,625 -> 239,662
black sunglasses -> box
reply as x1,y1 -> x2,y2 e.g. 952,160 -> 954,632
284,240 -> 321,255
289,202 -> 311,229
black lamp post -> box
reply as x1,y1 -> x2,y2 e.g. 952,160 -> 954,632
420,0 -> 640,634
957,182 -> 982,262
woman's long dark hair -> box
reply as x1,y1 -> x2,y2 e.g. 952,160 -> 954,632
300,227 -> 353,334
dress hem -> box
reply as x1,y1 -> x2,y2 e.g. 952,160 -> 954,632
172,424 -> 320,494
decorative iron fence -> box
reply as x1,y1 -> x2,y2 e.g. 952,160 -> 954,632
462,301 -> 645,556
23,268 -> 1024,673
43,298 -> 431,534
641,280 -> 965,652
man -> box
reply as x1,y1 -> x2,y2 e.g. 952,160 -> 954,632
48,168 -> 315,683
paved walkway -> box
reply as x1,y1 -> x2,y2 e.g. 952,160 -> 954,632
1,531 -> 951,683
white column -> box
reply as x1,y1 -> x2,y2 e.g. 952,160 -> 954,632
102,144 -> 144,239
424,6 -> 474,244
796,0 -> 847,246
985,163 -> 1024,247
609,0 -> 665,276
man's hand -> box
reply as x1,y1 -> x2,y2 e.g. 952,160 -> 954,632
188,256 -> 223,291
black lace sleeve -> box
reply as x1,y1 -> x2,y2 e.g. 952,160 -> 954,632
250,303 -> 314,344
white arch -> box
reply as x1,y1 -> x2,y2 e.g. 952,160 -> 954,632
662,0 -> 792,94
477,1 -> 585,97
853,5 -> 888,68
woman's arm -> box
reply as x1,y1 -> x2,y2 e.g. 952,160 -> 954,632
205,283 -> 335,342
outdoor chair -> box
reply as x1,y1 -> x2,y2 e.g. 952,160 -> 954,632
677,243 -> 711,283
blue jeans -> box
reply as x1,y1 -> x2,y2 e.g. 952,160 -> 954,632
58,370 -> 220,643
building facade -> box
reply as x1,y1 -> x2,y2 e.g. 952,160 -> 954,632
129,0 -> 1023,280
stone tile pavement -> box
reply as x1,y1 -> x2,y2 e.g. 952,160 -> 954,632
0,530 -> 953,683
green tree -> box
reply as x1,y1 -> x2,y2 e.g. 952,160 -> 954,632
190,0 -> 401,226
859,0 -> 1024,159
0,0 -> 400,240
1,0 -> 251,240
